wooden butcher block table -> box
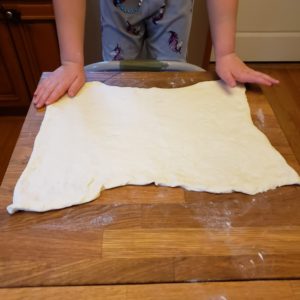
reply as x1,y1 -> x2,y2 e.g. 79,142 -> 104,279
0,72 -> 300,299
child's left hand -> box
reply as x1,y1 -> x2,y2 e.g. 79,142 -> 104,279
215,53 -> 279,87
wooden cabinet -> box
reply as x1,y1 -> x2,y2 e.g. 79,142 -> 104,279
0,0 -> 60,114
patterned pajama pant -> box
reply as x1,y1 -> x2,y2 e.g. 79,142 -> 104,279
100,0 -> 194,61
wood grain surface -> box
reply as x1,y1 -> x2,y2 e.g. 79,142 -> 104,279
259,68 -> 300,165
1,280 -> 300,300
0,117 -> 24,184
0,72 -> 299,290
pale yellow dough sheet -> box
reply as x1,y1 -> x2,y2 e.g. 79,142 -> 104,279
7,81 -> 300,214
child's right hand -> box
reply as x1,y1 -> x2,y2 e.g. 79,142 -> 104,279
33,62 -> 85,108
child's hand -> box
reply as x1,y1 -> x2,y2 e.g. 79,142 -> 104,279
215,53 -> 279,87
33,62 -> 85,108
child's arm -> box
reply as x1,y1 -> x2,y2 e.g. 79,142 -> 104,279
206,0 -> 279,87
34,0 -> 86,108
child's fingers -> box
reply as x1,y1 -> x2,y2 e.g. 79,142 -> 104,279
33,85 -> 40,97
46,76 -> 83,105
221,72 -> 237,87
33,64 -> 85,109
33,80 -> 48,104
68,76 -> 85,97
35,81 -> 58,108
33,77 -> 47,96
45,83 -> 69,105
252,73 -> 274,86
34,78 -> 55,106
249,76 -> 272,86
238,72 -> 272,86
232,69 -> 273,86
238,67 -> 279,86
216,54 -> 279,87
35,75 -> 74,107
45,84 -> 65,105
47,81 -> 75,105
253,71 -> 279,84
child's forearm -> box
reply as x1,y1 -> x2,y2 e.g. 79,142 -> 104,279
53,0 -> 86,66
206,0 -> 238,59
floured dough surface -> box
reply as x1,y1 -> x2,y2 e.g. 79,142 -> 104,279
7,81 -> 300,214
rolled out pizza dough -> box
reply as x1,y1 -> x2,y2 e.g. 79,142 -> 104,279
7,80 -> 300,214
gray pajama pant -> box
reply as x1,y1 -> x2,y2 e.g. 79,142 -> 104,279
100,0 -> 194,61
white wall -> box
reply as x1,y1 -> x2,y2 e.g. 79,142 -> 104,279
236,0 -> 300,61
